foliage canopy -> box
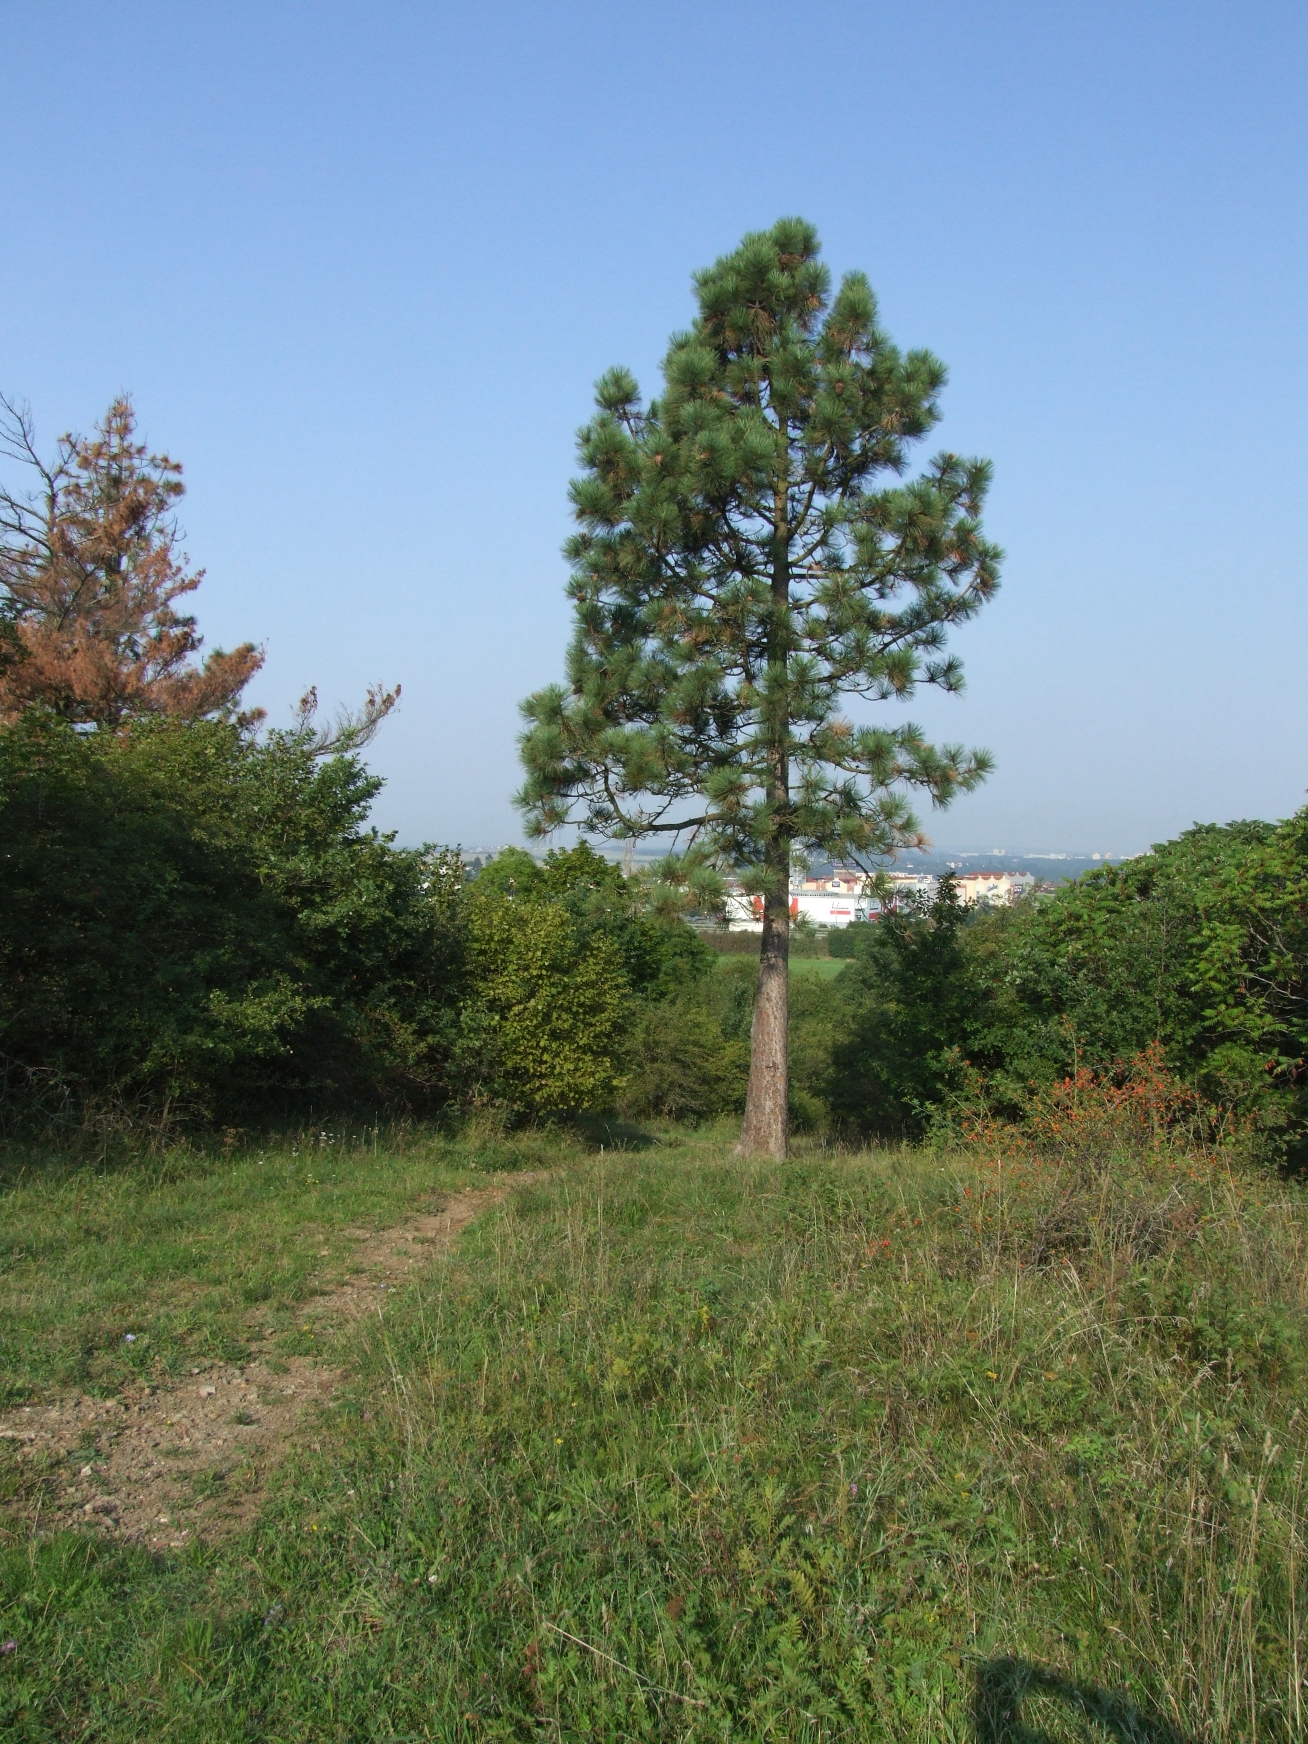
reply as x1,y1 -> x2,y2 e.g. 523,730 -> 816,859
517,219 -> 1000,865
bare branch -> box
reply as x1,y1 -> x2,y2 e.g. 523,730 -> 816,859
290,682 -> 401,757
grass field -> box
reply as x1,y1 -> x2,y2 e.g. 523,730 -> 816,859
0,1127 -> 555,1408
1,1126 -> 1305,1740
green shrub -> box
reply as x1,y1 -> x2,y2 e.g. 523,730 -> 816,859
829,816 -> 1308,1154
0,712 -> 464,1127
827,920 -> 875,957
969,814 -> 1308,1156
618,994 -> 749,1120
620,958 -> 852,1129
455,893 -> 630,1117
830,875 -> 988,1138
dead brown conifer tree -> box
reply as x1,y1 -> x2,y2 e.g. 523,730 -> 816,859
0,395 -> 263,728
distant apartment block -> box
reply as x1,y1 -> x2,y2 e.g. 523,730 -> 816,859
722,867 -> 940,930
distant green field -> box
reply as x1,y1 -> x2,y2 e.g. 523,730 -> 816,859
713,952 -> 847,978
788,955 -> 847,978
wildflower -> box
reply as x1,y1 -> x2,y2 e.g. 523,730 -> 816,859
555,1436 -> 563,1444
0,1640 -> 15,1655
124,1334 -> 137,1343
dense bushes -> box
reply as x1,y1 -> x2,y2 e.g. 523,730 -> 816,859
617,993 -> 748,1121
3,697 -> 1304,1153
828,874 -> 982,1134
617,959 -> 852,1131
826,920 -> 873,958
455,889 -> 629,1115
961,816 -> 1308,1161
0,719 -> 714,1132
0,712 -> 462,1126
825,814 -> 1308,1160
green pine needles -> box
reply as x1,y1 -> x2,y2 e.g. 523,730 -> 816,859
517,218 -> 1001,1154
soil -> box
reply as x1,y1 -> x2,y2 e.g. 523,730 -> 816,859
0,1184 -> 514,1549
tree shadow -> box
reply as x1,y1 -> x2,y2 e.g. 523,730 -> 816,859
974,1658 -> 1201,1744
568,1114 -> 662,1152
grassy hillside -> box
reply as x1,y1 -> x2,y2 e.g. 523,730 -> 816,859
1,1129 -> 1305,1740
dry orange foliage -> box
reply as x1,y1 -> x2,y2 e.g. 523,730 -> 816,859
961,1042 -> 1217,1170
0,395 -> 262,727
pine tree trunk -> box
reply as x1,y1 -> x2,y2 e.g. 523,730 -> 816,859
739,483 -> 792,1160
738,833 -> 790,1158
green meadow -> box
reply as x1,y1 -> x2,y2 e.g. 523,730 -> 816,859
2,1127 -> 1304,1741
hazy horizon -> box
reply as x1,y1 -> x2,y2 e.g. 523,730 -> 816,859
449,837 -> 1166,866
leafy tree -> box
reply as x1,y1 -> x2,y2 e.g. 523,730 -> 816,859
0,396 -> 263,726
453,841 -> 715,1120
455,877 -> 629,1117
0,712 -> 463,1126
517,219 -> 1000,1155
1189,810 -> 1308,1143
471,842 -> 714,999
831,873 -> 990,1136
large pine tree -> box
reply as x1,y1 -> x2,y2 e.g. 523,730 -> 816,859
517,219 -> 1001,1156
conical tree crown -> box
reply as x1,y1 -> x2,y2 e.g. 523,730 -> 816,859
519,218 -> 1000,872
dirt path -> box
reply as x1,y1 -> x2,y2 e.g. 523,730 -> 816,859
0,1184 -> 515,1549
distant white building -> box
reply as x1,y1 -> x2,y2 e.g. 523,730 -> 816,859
720,889 -> 771,932
878,871 -> 938,909
953,868 -> 1036,907
794,889 -> 862,928
721,867 -> 939,930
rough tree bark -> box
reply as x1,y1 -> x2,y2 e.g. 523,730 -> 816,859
738,495 -> 792,1159
738,831 -> 790,1158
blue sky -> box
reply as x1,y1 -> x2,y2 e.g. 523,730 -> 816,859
3,2 -> 1305,855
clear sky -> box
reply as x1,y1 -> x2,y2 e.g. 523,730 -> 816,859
3,2 -> 1305,856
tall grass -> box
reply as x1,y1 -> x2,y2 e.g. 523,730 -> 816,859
1,1121 -> 1305,1739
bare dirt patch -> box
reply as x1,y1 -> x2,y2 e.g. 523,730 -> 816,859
301,1184 -> 508,1324
0,1184 -> 518,1547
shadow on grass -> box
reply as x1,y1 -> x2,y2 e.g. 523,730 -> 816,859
974,1658 -> 1200,1744
569,1114 -> 662,1153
